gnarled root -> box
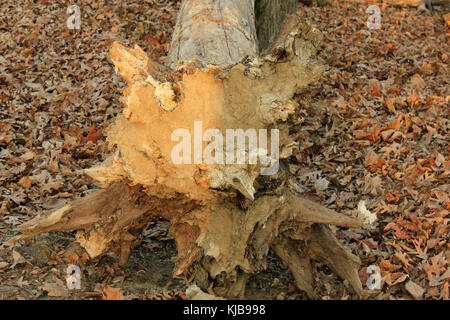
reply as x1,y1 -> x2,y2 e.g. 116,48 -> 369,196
308,224 -> 363,296
11,179 -> 370,299
272,237 -> 319,299
173,189 -> 368,299
12,182 -> 197,265
12,184 -> 369,299
271,222 -> 370,299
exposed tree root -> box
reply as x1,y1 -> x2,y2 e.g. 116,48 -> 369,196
13,182 -> 198,265
308,224 -> 364,296
272,237 -> 318,299
271,223 -> 377,299
12,180 -> 369,299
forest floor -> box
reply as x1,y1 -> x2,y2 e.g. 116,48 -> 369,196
0,0 -> 448,300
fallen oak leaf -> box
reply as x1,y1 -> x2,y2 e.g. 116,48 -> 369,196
444,13 -> 450,27
380,129 -> 395,141
185,284 -> 225,300
361,238 -> 378,249
10,248 -> 31,269
405,280 -> 424,299
403,113 -> 410,133
385,191 -> 401,202
17,276 -> 32,288
393,252 -> 412,270
388,131 -> 403,142
384,272 -> 405,286
379,260 -> 393,271
42,281 -> 69,297
80,125 -> 103,144
63,252 -> 79,264
81,252 -> 89,264
368,85 -> 382,97
407,94 -> 419,107
102,285 -> 124,300
19,151 -> 36,162
383,115 -> 402,131
18,176 -> 32,189
0,201 -> 10,217
409,74 -> 426,91
40,180 -> 63,193
426,252 -> 447,284
357,200 -> 377,225
384,96 -> 396,113
386,42 -> 396,51
364,150 -> 380,166
147,36 -> 160,46
392,273 -> 409,285
388,88 -> 401,96
354,125 -> 382,142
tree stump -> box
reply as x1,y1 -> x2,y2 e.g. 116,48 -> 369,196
13,0 -> 372,299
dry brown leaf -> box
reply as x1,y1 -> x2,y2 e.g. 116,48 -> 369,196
102,285 -> 124,300
81,252 -> 90,264
385,96 -> 396,113
409,74 -> 426,91
364,150 -> 380,166
405,280 -> 424,299
42,282 -> 69,297
18,176 -> 32,189
443,13 -> 450,27
0,201 -> 10,217
11,248 -> 28,268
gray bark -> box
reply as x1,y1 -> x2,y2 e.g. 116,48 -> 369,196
167,0 -> 258,68
255,0 -> 298,52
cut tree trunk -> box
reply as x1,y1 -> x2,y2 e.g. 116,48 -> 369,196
13,0 -> 374,299
255,0 -> 298,52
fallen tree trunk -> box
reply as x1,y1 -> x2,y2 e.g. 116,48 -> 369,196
14,0 -> 373,299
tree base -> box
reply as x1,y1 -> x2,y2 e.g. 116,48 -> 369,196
12,177 -> 374,299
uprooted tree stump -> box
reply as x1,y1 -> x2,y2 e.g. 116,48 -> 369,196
13,0 -> 373,299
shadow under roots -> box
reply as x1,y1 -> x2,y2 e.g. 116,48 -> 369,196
120,218 -> 186,297
245,250 -> 306,300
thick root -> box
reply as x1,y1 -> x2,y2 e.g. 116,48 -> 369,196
14,182 -> 138,240
12,186 -> 368,299
177,191 -> 366,299
308,224 -> 365,297
272,222 -> 375,299
12,182 -> 197,261
272,237 -> 318,299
